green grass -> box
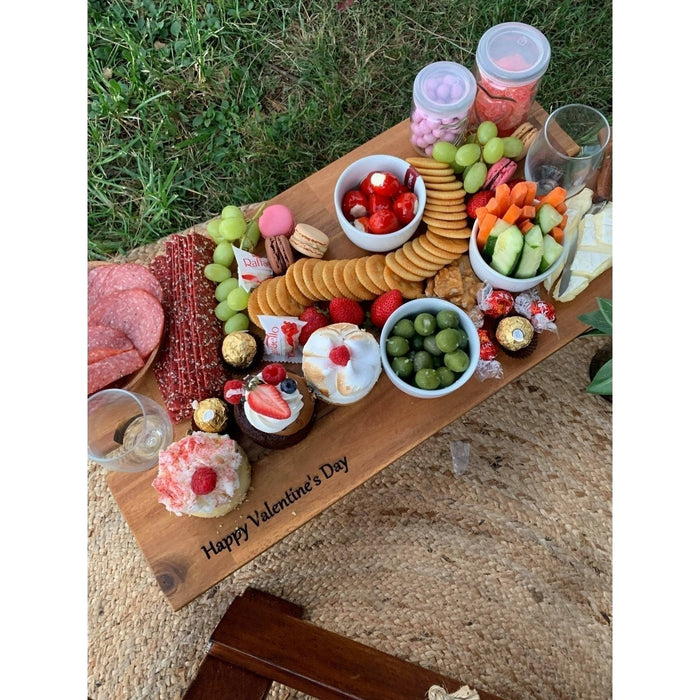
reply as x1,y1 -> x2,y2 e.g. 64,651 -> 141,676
87,0 -> 612,259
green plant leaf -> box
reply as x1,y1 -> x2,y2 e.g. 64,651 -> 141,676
578,297 -> 612,336
586,358 -> 612,395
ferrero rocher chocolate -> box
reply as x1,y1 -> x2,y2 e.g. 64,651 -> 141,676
221,331 -> 258,369
193,398 -> 228,433
495,316 -> 534,352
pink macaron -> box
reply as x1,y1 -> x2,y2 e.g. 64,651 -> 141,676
484,157 -> 518,190
258,204 -> 295,239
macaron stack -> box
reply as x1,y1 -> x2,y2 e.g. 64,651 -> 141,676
260,204 -> 296,274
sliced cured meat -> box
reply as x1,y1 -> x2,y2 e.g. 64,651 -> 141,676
88,324 -> 135,364
88,288 -> 164,359
88,348 -> 145,395
88,263 -> 163,309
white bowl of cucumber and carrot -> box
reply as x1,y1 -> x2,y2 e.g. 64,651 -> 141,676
469,181 -> 567,293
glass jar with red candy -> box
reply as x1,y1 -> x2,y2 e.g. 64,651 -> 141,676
474,22 -> 551,136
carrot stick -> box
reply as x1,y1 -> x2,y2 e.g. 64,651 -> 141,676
494,183 -> 511,217
476,213 -> 498,249
519,219 -> 534,233
551,226 -> 565,245
503,204 -> 522,224
475,206 -> 489,222
537,186 -> 567,209
520,205 -> 536,220
509,181 -> 529,207
524,181 -> 538,205
555,202 -> 568,215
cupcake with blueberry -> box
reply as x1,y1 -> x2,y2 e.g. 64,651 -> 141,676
226,363 -> 317,449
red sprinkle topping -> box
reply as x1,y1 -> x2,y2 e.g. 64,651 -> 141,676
329,345 -> 351,366
191,467 -> 217,495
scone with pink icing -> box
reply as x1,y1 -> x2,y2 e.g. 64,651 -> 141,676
302,322 -> 381,405
152,432 -> 251,518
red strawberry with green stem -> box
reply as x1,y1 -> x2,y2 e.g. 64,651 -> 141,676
299,306 -> 329,344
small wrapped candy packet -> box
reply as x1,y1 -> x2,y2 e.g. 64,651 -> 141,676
514,289 -> 557,333
233,246 -> 274,292
257,314 -> 305,363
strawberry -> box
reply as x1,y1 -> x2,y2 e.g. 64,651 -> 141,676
191,467 -> 217,495
465,189 -> 495,219
299,306 -> 329,345
370,289 -> 403,328
329,297 -> 364,325
246,383 -> 291,420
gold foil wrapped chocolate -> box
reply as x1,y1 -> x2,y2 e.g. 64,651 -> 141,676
193,398 -> 228,433
222,331 -> 258,369
495,316 -> 534,352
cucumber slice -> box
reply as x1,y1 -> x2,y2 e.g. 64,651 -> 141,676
490,225 -> 524,276
535,203 -> 563,234
538,234 -> 565,274
482,218 -> 512,261
513,225 -> 544,278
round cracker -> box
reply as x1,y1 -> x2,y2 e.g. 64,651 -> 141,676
262,276 -> 284,315
426,224 -> 472,239
413,234 -> 458,263
403,240 -> 445,271
425,196 -> 466,208
299,258 -> 325,300
385,251 -> 425,283
321,260 -> 344,298
422,214 -> 469,230
332,259 -> 361,300
383,266 -> 425,299
423,207 -> 469,221
247,285 -> 265,327
364,254 -> 389,292
424,202 -> 468,215
419,173 -> 458,183
394,247 -> 437,278
291,259 -> 320,301
355,256 -> 386,296
424,229 -> 470,253
312,259 -> 334,300
424,180 -> 465,192
405,156 -> 452,170
343,258 -> 375,300
281,269 -> 313,308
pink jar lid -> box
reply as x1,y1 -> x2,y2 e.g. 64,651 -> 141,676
476,22 -> 551,85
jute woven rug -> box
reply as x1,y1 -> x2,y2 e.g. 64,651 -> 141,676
87,326 -> 612,700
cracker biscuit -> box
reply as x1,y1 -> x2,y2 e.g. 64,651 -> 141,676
263,276 -> 285,315
425,229 -> 470,254
300,258 -> 325,300
332,259 -> 361,300
312,259 -> 334,300
321,260 -> 344,298
419,173 -> 459,183
247,285 -> 265,327
282,268 -> 313,308
423,207 -> 469,221
343,258 -> 375,300
385,251 -> 425,282
413,234 -> 458,263
422,214 -> 469,230
424,180 -> 465,192
355,256 -> 386,296
383,266 -> 425,299
274,279 -> 306,317
406,157 -> 452,170
425,196 -> 466,208
394,247 -> 437,278
291,259 -> 320,301
424,202 -> 467,219
403,240 -> 446,271
427,224 -> 471,240
364,254 -> 389,292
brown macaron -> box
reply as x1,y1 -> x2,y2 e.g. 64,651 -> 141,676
290,223 -> 329,259
264,235 -> 295,274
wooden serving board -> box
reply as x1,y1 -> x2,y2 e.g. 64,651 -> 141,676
105,106 -> 612,611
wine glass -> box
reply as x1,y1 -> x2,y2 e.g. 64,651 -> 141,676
524,104 -> 610,198
88,389 -> 173,472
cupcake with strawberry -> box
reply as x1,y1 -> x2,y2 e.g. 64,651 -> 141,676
226,363 -> 317,450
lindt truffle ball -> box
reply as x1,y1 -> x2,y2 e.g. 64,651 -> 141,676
193,398 -> 228,433
221,331 -> 258,370
495,316 -> 535,353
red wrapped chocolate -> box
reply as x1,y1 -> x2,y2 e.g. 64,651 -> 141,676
514,290 -> 557,333
477,284 -> 514,318
478,328 -> 499,361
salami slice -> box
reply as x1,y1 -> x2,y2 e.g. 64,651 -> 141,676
88,324 -> 135,364
88,288 -> 164,359
88,263 -> 163,309
88,348 -> 145,395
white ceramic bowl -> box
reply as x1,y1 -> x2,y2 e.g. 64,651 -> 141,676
380,298 -> 479,399
334,154 -> 426,253
469,218 -> 566,293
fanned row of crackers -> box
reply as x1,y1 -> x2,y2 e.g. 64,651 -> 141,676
248,156 -> 476,327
